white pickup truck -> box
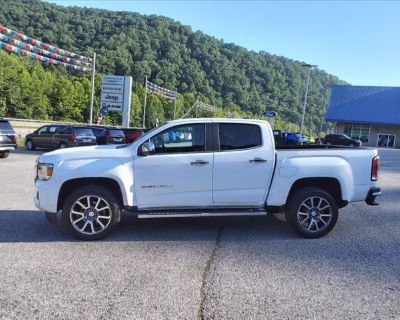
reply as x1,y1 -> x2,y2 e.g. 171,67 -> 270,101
34,118 -> 381,240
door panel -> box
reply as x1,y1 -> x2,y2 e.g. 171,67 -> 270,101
213,123 -> 274,205
134,123 -> 213,209
134,152 -> 213,208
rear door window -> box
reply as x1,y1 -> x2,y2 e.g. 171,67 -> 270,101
58,127 -> 72,134
218,123 -> 262,151
48,126 -> 60,134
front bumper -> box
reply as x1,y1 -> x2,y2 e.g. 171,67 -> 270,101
365,187 -> 381,206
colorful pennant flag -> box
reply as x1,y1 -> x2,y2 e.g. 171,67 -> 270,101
0,40 -> 93,72
0,33 -> 92,68
0,25 -> 92,63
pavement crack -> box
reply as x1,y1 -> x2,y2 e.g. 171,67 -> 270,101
198,225 -> 223,320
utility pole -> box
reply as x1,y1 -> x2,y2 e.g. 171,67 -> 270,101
300,64 -> 317,143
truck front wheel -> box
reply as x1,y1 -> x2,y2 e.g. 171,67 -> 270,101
62,185 -> 121,240
285,187 -> 338,238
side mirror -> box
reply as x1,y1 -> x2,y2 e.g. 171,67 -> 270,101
139,141 -> 155,156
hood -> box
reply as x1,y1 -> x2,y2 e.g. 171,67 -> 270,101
38,144 -> 133,164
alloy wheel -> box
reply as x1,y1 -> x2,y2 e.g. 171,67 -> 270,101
296,196 -> 333,233
70,195 -> 112,235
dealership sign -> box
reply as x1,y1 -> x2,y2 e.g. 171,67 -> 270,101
101,75 -> 132,127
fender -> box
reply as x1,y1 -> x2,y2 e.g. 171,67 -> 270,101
267,156 -> 353,206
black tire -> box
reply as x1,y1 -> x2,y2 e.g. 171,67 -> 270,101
26,139 -> 35,150
0,152 -> 9,159
285,187 -> 338,238
62,185 -> 121,240
59,142 -> 68,149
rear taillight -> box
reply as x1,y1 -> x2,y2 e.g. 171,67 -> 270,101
10,134 -> 16,142
70,133 -> 77,142
371,156 -> 379,181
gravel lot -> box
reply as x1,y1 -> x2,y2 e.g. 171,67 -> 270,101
0,148 -> 399,320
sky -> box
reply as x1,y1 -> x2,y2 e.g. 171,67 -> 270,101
47,1 -> 400,87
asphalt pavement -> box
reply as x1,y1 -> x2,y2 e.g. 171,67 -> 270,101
0,148 -> 399,320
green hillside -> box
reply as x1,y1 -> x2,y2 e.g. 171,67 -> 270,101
0,0 -> 344,129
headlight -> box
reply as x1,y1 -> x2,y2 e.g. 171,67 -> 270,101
36,163 -> 54,181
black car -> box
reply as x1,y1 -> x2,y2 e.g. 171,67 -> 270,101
25,125 -> 97,150
90,126 -> 126,145
323,134 -> 361,147
0,118 -> 17,158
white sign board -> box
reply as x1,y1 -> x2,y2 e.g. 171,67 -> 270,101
101,75 -> 132,127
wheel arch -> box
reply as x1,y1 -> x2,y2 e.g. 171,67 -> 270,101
287,177 -> 347,208
57,177 -> 124,211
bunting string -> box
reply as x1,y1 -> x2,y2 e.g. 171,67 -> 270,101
147,80 -> 177,100
0,40 -> 93,72
0,25 -> 92,63
197,100 -> 217,112
0,33 -> 92,68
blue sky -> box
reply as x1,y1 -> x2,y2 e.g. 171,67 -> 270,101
48,1 -> 400,86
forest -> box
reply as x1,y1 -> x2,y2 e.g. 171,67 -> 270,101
0,0 -> 345,131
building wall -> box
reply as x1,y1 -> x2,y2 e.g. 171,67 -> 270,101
336,122 -> 400,148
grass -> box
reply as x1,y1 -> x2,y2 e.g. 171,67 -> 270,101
17,137 -> 25,147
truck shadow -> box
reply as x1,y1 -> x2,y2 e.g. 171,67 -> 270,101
0,210 -> 291,243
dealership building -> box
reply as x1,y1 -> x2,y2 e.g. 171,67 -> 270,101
325,85 -> 400,148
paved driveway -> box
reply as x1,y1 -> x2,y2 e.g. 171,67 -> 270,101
0,148 -> 399,319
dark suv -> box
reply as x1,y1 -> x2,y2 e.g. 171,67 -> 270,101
25,125 -> 96,150
323,134 -> 361,147
90,126 -> 126,145
0,118 -> 17,158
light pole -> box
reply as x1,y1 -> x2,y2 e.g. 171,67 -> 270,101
300,64 -> 317,142
318,75 -> 330,139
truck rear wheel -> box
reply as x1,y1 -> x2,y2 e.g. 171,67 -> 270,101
62,185 -> 121,240
285,187 -> 338,238
0,152 -> 9,158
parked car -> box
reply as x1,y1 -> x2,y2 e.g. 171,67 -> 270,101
122,128 -> 144,143
89,126 -> 126,145
283,132 -> 309,145
0,118 -> 17,158
25,125 -> 96,150
34,118 -> 381,241
323,134 -> 361,147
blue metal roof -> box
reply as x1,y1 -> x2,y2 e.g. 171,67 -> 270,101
325,85 -> 400,125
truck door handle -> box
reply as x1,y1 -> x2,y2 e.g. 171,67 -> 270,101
190,160 -> 209,166
249,158 -> 267,163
